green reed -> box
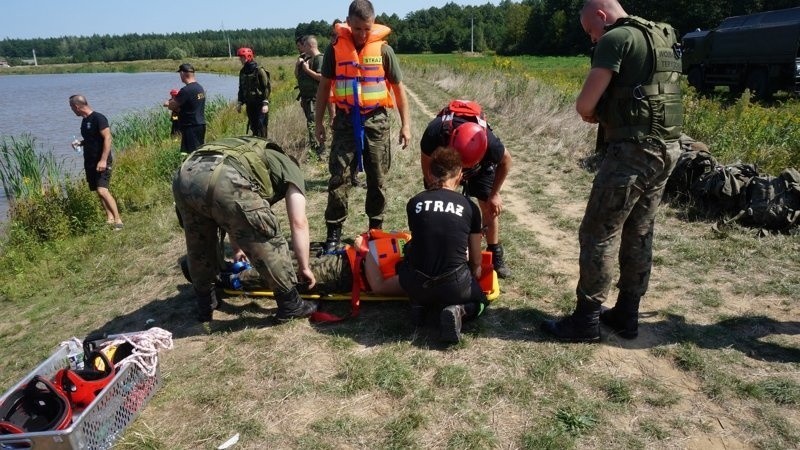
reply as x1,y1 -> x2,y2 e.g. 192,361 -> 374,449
0,134 -> 65,202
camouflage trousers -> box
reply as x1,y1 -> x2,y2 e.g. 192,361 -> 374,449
325,109 -> 391,225
576,138 -> 681,304
300,96 -> 317,148
173,154 -> 297,312
238,251 -> 352,294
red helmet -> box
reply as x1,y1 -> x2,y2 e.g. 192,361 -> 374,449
236,47 -> 254,61
169,89 -> 179,97
449,121 -> 487,168
53,350 -> 115,410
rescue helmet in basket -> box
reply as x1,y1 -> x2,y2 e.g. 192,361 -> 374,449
53,350 -> 115,410
236,47 -> 254,62
0,375 -> 72,433
449,121 -> 487,169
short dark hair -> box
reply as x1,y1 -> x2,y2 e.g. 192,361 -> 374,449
429,147 -> 462,189
348,0 -> 375,21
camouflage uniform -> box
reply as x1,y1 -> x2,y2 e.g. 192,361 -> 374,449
326,110 -> 392,224
238,251 -> 352,294
542,15 -> 683,342
320,36 -> 403,228
576,138 -> 680,304
173,140 -> 305,317
577,17 -> 683,306
297,53 -> 324,149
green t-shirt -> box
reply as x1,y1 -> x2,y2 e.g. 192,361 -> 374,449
262,149 -> 306,204
592,24 -> 651,88
321,42 -> 403,84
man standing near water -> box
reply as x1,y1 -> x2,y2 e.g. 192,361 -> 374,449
69,94 -> 123,230
165,63 -> 206,154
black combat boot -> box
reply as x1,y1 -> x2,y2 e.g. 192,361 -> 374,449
440,304 -> 467,344
275,287 -> 318,322
600,291 -> 641,339
196,289 -> 219,323
322,223 -> 342,254
368,218 -> 383,230
487,243 -> 511,279
540,297 -> 601,343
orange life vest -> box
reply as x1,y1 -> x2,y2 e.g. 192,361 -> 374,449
345,229 -> 411,292
331,23 -> 394,114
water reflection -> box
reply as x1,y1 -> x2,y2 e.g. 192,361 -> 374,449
0,71 -> 238,219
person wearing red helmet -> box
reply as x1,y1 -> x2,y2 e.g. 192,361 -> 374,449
398,146 -> 489,343
236,47 -> 271,138
419,100 -> 513,278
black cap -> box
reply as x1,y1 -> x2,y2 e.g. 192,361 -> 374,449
177,63 -> 195,73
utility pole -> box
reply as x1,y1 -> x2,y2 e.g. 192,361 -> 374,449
32,49 -> 37,66
222,22 -> 232,58
470,16 -> 474,53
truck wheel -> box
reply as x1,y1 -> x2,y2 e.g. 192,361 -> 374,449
745,69 -> 771,100
687,67 -> 711,94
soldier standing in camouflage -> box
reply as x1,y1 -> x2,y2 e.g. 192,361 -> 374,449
295,35 -> 326,156
173,136 -> 317,322
314,0 -> 411,253
541,0 -> 683,342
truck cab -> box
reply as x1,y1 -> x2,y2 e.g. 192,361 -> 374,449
681,6 -> 800,99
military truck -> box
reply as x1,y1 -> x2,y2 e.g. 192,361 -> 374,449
681,6 -> 800,98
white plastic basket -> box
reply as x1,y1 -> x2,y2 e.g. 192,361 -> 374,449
0,342 -> 160,450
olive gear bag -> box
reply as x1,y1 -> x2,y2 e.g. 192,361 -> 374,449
731,168 -> 800,233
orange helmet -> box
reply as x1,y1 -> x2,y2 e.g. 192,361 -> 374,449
237,47 -> 254,61
449,121 -> 487,168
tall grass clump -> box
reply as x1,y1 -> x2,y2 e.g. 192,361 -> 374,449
683,89 -> 800,174
0,134 -> 64,202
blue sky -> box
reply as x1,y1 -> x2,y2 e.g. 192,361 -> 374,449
3,0 -> 501,40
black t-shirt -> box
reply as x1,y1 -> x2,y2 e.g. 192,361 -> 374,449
419,116 -> 505,165
405,188 -> 482,276
80,111 -> 111,164
177,82 -> 206,126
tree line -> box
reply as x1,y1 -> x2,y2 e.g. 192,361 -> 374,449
2,0 -> 796,65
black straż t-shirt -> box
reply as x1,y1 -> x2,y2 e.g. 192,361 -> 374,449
405,188 -> 482,276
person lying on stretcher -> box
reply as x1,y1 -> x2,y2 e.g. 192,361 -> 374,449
182,228 -> 495,343
229,229 -> 410,296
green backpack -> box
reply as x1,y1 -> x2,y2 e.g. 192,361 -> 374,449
196,137 -> 287,201
734,168 -> 800,233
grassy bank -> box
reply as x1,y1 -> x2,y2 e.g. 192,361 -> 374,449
0,56 -> 798,449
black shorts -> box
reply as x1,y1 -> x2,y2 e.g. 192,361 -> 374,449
85,166 -> 113,191
181,124 -> 206,152
462,165 -> 496,201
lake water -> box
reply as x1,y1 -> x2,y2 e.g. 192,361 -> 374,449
0,72 -> 238,220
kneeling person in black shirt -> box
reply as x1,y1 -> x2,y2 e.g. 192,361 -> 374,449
398,146 -> 489,344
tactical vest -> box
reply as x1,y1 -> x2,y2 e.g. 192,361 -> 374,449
298,53 -> 324,98
194,137 -> 277,202
331,23 -> 394,113
239,64 -> 271,103
599,16 -> 683,142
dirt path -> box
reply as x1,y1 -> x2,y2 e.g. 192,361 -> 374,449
403,84 -> 756,449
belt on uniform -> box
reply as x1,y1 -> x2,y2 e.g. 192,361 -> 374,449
336,106 -> 386,119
